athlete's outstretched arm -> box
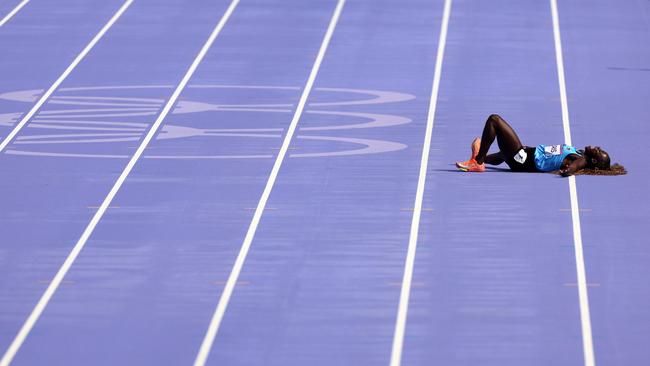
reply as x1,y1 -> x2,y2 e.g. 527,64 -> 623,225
559,157 -> 587,177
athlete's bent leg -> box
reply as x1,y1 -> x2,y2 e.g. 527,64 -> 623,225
485,152 -> 505,165
475,114 -> 524,165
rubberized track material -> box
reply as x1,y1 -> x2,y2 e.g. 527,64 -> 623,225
0,0 -> 647,365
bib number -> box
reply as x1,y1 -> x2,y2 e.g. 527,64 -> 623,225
544,145 -> 562,156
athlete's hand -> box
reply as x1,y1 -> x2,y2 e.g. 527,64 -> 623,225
560,157 -> 586,177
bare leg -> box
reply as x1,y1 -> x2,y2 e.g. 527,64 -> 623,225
475,114 -> 524,164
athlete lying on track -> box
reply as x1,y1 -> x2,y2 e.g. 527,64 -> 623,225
456,114 -> 626,176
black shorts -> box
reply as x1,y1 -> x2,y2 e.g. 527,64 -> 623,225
505,146 -> 537,172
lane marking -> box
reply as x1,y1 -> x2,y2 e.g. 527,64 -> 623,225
564,283 -> 601,287
559,208 -> 592,212
192,1 -> 346,365
37,280 -> 74,285
550,1 -> 596,365
0,0 -> 29,27
387,281 -> 426,288
389,0 -> 452,365
0,0 -> 134,154
212,280 -> 251,286
0,1 -> 240,365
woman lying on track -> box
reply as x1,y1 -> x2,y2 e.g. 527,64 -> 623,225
456,114 -> 626,176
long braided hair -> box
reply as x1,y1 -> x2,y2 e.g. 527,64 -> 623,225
573,163 -> 627,176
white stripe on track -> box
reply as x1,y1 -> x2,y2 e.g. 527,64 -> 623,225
192,1 -> 346,365
0,0 -> 29,27
0,1 -> 240,365
550,1 -> 595,365
389,0 -> 452,365
0,0 -> 133,154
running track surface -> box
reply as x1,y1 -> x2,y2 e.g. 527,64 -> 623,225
0,1 -> 648,365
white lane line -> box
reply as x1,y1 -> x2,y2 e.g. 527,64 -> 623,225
0,1 -> 240,365
0,0 -> 133,154
550,1 -> 595,365
0,0 -> 29,27
192,1 -> 346,365
389,0 -> 452,365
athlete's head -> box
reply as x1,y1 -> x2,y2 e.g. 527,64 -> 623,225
584,146 -> 610,170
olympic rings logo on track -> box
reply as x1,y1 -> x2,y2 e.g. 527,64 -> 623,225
0,85 -> 415,159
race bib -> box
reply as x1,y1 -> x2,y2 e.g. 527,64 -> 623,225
544,145 -> 562,156
513,148 -> 527,164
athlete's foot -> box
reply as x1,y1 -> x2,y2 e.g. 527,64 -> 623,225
471,137 -> 481,160
456,158 -> 485,172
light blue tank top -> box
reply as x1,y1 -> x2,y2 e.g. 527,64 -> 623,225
534,144 -> 580,172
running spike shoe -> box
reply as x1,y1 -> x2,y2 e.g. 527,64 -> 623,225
456,158 -> 485,172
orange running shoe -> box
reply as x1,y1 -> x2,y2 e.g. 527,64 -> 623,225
456,158 -> 485,172
471,137 -> 481,160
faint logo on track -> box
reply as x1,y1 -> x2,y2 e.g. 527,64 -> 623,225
0,85 -> 415,159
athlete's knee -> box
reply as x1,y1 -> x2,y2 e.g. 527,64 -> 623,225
484,114 -> 501,129
487,114 -> 503,123
486,114 -> 508,131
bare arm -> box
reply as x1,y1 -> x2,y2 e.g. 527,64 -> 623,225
559,155 -> 587,177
